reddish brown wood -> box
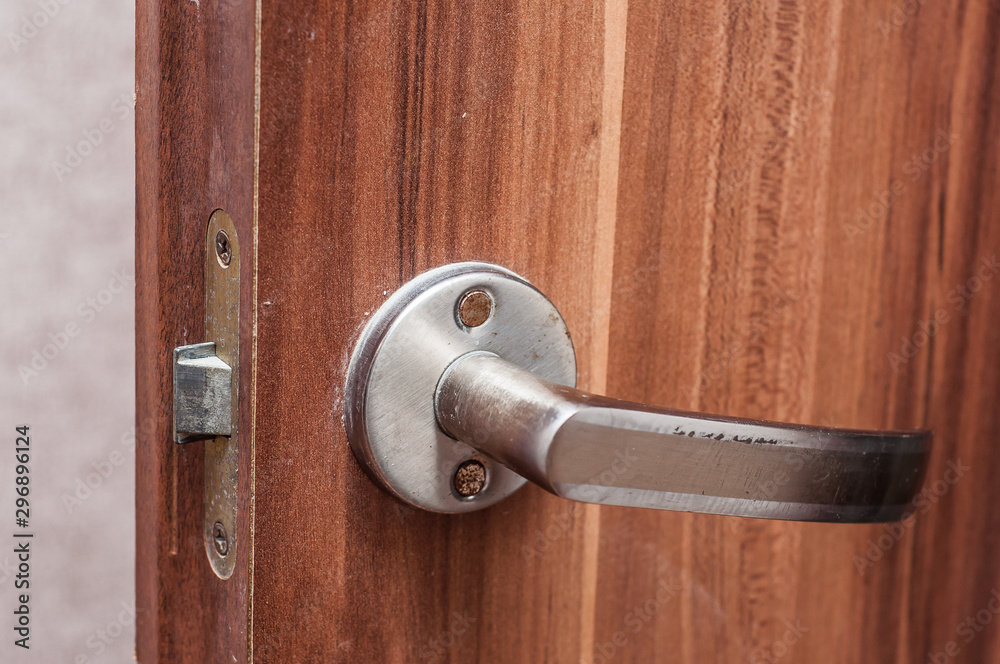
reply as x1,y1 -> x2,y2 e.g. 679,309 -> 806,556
598,2 -> 1000,663
135,0 -> 256,660
251,1 -> 609,661
138,0 -> 1000,662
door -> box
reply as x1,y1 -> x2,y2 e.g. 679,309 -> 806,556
136,0 -> 1000,661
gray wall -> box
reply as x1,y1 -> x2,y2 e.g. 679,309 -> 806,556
0,0 -> 135,661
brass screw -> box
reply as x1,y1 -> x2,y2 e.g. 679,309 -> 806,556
453,460 -> 487,498
212,521 -> 229,556
457,290 -> 492,328
215,230 -> 232,266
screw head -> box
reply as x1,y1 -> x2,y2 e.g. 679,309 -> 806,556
212,521 -> 229,556
215,230 -> 232,266
457,290 -> 493,328
453,460 -> 487,498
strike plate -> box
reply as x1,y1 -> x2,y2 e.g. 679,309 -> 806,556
171,211 -> 241,578
203,210 -> 239,579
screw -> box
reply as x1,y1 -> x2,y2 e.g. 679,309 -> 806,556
457,290 -> 492,328
215,230 -> 232,266
212,521 -> 229,556
453,460 -> 487,498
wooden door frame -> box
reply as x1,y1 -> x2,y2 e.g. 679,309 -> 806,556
136,0 -> 256,659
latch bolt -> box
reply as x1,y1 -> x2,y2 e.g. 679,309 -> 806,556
173,342 -> 233,443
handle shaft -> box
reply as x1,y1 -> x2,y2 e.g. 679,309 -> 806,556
435,352 -> 929,523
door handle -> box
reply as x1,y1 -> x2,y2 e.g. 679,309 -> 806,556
435,351 -> 927,522
345,262 -> 930,523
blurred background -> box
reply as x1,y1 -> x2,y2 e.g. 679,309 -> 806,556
0,0 -> 135,662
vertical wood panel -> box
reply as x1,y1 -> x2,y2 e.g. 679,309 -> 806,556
252,0 -> 609,661
135,0 -> 256,660
599,1 -> 1000,663
139,0 -> 1000,661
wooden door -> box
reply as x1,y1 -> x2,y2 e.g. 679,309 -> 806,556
136,0 -> 1000,662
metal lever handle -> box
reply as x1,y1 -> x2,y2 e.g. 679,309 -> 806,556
344,262 -> 931,522
435,352 -> 929,523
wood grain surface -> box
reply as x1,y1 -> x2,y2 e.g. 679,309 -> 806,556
138,0 -> 1000,661
135,0 -> 256,660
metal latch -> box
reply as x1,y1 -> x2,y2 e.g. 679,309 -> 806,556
171,209 -> 240,579
173,342 -> 232,443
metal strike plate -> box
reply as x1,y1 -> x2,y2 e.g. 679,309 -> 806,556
171,209 -> 240,579
173,342 -> 232,443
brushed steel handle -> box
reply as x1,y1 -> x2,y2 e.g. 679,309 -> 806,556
344,262 -> 931,522
435,351 -> 929,523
